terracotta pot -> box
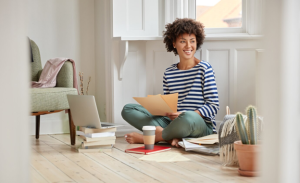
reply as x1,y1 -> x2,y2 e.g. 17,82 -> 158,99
234,140 -> 260,177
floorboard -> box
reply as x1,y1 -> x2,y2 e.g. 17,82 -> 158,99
31,149 -> 76,183
30,134 -> 260,183
113,138 -> 219,183
30,166 -> 49,183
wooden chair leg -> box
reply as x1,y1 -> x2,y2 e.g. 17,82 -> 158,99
68,109 -> 76,145
36,115 -> 40,139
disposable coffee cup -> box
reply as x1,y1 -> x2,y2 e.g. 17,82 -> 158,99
142,126 -> 156,150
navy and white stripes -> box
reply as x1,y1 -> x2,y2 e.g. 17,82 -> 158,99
163,61 -> 219,130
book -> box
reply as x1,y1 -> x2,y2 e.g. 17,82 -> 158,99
81,142 -> 112,149
186,134 -> 219,145
82,139 -> 116,147
79,126 -> 116,134
76,130 -> 115,138
125,145 -> 171,155
133,93 -> 178,116
78,145 -> 113,153
178,138 -> 219,155
79,135 -> 116,142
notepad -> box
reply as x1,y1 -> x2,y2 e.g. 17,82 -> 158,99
125,145 -> 171,155
133,93 -> 178,116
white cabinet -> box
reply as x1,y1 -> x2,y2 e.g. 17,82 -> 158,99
113,0 -> 159,37
112,0 -> 195,38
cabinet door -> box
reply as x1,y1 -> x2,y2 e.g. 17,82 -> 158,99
113,0 -> 159,37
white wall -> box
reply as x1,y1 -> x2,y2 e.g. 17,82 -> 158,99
260,0 -> 300,182
95,0 -> 108,122
113,0 -> 159,37
0,1 -> 30,182
105,0 -> 263,134
28,0 -> 96,135
200,40 -> 262,123
111,39 -> 262,133
27,0 -> 262,136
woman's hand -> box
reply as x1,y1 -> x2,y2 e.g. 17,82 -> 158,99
194,110 -> 204,118
165,112 -> 182,120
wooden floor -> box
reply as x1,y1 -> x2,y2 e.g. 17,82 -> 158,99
30,134 -> 259,183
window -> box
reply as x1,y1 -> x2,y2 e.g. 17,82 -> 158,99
196,0 -> 246,34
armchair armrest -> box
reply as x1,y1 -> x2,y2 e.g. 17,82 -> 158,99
56,61 -> 74,88
37,69 -> 43,80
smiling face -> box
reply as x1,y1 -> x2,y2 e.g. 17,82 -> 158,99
173,33 -> 197,61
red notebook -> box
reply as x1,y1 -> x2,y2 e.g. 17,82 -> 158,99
125,145 -> 171,155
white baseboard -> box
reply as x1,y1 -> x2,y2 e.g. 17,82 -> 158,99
115,121 -> 223,137
29,116 -> 223,136
30,114 -> 141,137
29,114 -> 69,135
115,125 -> 141,137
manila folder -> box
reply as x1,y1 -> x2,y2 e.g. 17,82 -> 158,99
133,95 -> 173,116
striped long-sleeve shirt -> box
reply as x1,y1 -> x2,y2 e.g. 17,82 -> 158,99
163,61 -> 219,130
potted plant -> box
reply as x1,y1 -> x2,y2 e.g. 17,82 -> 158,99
234,105 -> 260,177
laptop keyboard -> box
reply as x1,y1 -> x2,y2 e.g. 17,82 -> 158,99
101,124 -> 112,127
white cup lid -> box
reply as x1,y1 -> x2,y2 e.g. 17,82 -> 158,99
142,126 -> 156,130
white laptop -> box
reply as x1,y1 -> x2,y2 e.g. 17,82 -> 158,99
67,95 -> 123,129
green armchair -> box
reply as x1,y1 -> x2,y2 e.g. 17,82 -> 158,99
30,39 -> 77,145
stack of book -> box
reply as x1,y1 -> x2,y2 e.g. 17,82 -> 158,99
76,127 -> 116,153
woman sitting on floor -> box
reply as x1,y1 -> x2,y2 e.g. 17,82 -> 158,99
121,18 -> 219,147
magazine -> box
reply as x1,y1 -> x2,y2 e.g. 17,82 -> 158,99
178,138 -> 219,156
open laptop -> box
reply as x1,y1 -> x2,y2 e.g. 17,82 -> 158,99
67,95 -> 123,129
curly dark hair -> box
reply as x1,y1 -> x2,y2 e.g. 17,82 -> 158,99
163,18 -> 205,55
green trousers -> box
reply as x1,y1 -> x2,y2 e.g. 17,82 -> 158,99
121,104 -> 213,141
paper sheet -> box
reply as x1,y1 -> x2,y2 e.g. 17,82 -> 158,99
139,151 -> 190,162
133,95 -> 173,116
180,138 -> 220,155
133,93 -> 178,116
147,93 -> 178,112
186,134 -> 219,144
182,138 -> 203,149
160,93 -> 178,112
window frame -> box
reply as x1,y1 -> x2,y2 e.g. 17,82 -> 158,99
195,0 -> 248,34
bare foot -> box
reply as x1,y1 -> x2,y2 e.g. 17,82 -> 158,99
155,126 -> 164,142
153,126 -> 181,147
166,138 -> 181,148
125,132 -> 144,144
